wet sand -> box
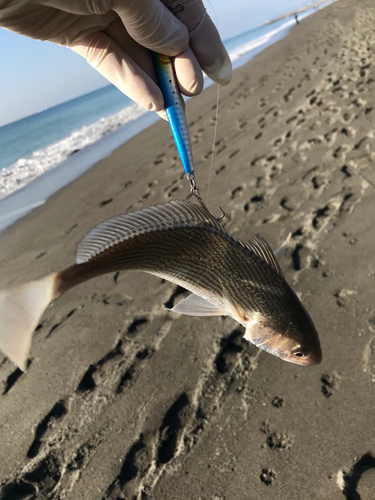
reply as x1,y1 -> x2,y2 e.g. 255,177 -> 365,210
1,0 -> 375,498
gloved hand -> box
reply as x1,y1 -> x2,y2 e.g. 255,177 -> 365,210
0,0 -> 232,117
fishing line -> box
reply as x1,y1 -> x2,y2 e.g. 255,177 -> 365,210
205,0 -> 221,206
347,165 -> 375,192
207,86 -> 220,205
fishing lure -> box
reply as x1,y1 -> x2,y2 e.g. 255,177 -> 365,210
153,53 -> 223,218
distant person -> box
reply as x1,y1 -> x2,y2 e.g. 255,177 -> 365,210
295,13 -> 300,25
0,0 -> 232,118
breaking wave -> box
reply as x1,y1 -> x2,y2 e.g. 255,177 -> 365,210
0,104 -> 147,200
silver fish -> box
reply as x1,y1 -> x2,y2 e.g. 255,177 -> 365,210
0,200 -> 321,371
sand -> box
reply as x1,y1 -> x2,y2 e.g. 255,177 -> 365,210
1,0 -> 375,498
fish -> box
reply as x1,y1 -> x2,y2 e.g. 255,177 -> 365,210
0,200 -> 322,371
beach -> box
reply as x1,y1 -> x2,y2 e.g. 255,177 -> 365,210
1,0 -> 375,498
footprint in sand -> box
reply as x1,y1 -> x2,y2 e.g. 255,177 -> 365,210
228,149 -> 241,160
104,392 -> 193,498
116,347 -> 154,392
260,420 -> 293,451
283,87 -> 295,103
2,361 -> 31,395
272,81 -> 284,93
77,340 -> 126,393
260,468 -> 276,486
231,186 -> 243,200
236,118 -> 247,130
127,317 -> 148,335
243,194 -> 264,213
34,250 -> 47,261
215,164 -> 226,175
65,222 -> 78,235
153,153 -> 166,166
1,451 -> 63,498
27,397 -> 72,458
321,371 -> 341,398
99,198 -> 113,207
337,453 -> 375,500
46,307 -> 79,338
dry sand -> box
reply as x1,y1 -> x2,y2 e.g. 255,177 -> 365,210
1,0 -> 375,498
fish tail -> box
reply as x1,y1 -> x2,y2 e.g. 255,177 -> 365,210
0,273 -> 58,371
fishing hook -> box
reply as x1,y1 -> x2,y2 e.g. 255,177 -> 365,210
188,173 -> 225,220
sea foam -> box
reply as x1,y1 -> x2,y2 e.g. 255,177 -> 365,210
228,19 -> 295,63
0,104 -> 146,200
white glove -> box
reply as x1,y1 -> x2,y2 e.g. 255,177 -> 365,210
0,0 -> 232,116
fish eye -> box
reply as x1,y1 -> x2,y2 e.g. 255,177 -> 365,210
291,346 -> 308,358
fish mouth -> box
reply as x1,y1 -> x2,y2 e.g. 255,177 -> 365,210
244,317 -> 322,366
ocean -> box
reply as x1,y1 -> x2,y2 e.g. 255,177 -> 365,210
0,2 -> 334,231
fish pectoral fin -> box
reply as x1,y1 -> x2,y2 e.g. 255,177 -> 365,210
273,233 -> 291,262
169,294 -> 226,317
222,296 -> 248,324
218,278 -> 248,325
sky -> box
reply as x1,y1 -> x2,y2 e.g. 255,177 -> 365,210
1,0 -> 314,127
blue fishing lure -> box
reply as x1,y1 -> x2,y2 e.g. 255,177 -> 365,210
152,52 -> 194,176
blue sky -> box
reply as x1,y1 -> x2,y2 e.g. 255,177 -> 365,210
1,0 -> 313,127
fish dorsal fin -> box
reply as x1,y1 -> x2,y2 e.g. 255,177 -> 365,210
169,293 -> 226,316
245,234 -> 284,279
76,200 -> 226,264
273,233 -> 291,262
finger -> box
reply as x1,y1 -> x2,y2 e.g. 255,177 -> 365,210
38,0 -> 113,15
174,47 -> 203,96
104,18 -> 201,105
105,18 -> 202,98
157,109 -> 168,121
0,3 -> 114,45
69,31 -> 163,111
32,2 -> 117,45
112,0 -> 188,55
104,18 -> 172,115
189,12 -> 232,85
103,17 -> 155,81
164,0 -> 232,85
156,91 -> 186,120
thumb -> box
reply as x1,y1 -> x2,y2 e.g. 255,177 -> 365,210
113,0 -> 189,55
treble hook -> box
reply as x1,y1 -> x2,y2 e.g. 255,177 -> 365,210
188,173 -> 225,220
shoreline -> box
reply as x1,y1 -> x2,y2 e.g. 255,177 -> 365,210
0,1 -> 334,234
0,112 -> 159,232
